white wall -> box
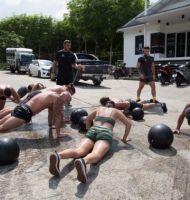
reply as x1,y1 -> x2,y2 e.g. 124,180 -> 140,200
123,21 -> 190,67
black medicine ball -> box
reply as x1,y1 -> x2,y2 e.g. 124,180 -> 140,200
148,124 -> 174,149
0,138 -> 20,165
132,107 -> 144,120
17,86 -> 29,98
78,116 -> 87,132
70,108 -> 88,124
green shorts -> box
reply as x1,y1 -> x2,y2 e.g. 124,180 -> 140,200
85,126 -> 113,147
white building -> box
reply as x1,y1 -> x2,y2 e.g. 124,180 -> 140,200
117,0 -> 190,67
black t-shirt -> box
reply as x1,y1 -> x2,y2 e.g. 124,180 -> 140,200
55,50 -> 76,77
138,55 -> 154,77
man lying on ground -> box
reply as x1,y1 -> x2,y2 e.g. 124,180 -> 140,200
0,84 -> 76,120
0,84 -> 20,110
17,83 -> 46,98
0,90 -> 72,138
99,97 -> 167,114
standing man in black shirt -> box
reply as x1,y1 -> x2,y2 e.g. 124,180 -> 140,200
136,46 -> 157,103
52,40 -> 82,86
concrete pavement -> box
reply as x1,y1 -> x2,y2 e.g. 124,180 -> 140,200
0,71 -> 190,200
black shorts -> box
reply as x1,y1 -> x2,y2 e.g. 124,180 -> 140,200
139,77 -> 153,83
11,104 -> 33,123
56,73 -> 73,86
0,96 -> 6,101
129,100 -> 143,111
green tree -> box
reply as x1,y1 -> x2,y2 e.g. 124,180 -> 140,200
68,0 -> 144,63
0,30 -> 24,61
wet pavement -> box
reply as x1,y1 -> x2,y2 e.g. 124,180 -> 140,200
0,71 -> 190,200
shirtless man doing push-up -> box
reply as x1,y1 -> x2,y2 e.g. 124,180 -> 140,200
0,90 -> 71,137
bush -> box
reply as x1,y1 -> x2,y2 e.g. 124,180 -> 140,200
0,63 -> 8,70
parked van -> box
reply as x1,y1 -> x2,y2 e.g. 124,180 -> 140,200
6,48 -> 34,74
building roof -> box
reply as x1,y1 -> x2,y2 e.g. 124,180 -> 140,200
118,0 -> 190,31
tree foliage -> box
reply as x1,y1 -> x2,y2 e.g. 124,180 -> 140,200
0,0 -> 144,63
0,30 -> 24,60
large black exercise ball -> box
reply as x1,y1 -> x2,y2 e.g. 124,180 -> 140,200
0,138 -> 20,165
148,124 -> 174,149
17,86 -> 29,98
78,116 -> 87,131
70,108 -> 88,124
132,107 -> 144,120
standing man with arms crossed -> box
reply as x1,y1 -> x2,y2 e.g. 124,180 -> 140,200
51,40 -> 83,86
136,47 -> 157,103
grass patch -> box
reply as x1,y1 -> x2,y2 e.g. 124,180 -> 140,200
0,63 -> 8,70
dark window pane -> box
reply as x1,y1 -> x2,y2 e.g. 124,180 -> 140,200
150,32 -> 165,53
176,33 -> 186,57
135,35 -> 144,55
167,33 -> 175,57
187,32 -> 190,57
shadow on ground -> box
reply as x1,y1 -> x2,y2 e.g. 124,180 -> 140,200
48,139 -> 135,198
149,146 -> 177,157
75,82 -> 111,89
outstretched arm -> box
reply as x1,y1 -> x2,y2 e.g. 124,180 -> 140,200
174,103 -> 190,134
48,105 -> 54,127
9,87 -> 20,103
116,110 -> 132,143
53,98 -> 63,137
86,110 -> 97,130
52,61 -> 58,74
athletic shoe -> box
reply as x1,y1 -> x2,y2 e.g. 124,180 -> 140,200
150,99 -> 159,103
161,102 -> 167,113
49,151 -> 60,176
136,98 -> 141,102
74,158 -> 87,183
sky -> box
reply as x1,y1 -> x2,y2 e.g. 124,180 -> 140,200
0,0 -> 159,20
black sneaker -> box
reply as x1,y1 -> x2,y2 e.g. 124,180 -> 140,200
49,151 -> 60,176
150,99 -> 159,103
161,102 -> 167,113
136,98 -> 141,102
74,158 -> 87,183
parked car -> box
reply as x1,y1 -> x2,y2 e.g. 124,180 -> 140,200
50,53 -> 109,86
28,60 -> 52,78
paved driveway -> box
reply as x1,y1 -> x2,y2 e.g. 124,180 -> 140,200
0,71 -> 190,200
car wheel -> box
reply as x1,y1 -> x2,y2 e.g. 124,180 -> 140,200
93,79 -> 101,86
38,70 -> 41,78
10,67 -> 15,73
28,69 -> 32,76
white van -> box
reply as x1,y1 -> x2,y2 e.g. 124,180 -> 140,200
6,48 -> 34,74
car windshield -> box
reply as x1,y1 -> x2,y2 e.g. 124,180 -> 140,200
38,60 -> 52,65
77,60 -> 104,65
76,53 -> 98,60
20,54 -> 34,64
